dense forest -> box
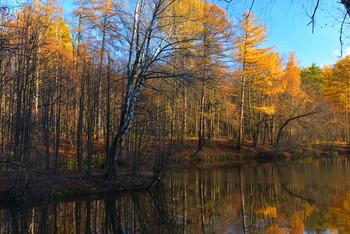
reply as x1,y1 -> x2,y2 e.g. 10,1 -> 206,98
0,0 -> 349,182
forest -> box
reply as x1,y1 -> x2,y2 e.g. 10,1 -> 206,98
0,0 -> 349,191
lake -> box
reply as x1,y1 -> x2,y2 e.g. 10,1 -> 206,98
1,157 -> 350,233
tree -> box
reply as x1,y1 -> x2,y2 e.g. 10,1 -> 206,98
223,1 -> 350,53
233,10 -> 272,149
300,63 -> 323,94
106,0 -> 191,179
273,52 -> 321,147
192,2 -> 233,149
250,51 -> 284,146
323,57 -> 350,143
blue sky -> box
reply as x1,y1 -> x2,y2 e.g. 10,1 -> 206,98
221,0 -> 347,68
61,0 -> 347,68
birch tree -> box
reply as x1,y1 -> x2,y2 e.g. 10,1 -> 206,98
106,0 -> 187,179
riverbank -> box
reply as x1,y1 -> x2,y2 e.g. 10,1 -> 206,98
172,139 -> 350,168
0,170 -> 154,208
0,140 -> 349,205
2,149 -> 350,233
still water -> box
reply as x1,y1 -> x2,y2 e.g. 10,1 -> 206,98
1,158 -> 350,233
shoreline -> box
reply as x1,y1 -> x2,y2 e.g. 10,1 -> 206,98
0,140 -> 349,206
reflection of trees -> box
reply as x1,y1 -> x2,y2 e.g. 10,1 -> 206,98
170,168 -> 244,233
144,189 -> 179,232
105,197 -> 123,233
328,192 -> 350,233
0,189 -> 180,233
1,158 -> 350,233
239,167 -> 247,233
169,158 -> 350,233
75,201 -> 81,234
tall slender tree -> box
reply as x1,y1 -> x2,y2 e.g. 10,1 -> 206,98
233,10 -> 271,149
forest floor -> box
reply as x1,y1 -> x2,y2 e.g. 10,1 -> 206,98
0,139 -> 349,206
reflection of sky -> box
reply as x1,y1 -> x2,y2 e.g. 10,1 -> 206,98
59,0 -> 348,67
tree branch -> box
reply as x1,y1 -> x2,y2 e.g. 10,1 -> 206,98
339,12 -> 348,58
306,0 -> 320,33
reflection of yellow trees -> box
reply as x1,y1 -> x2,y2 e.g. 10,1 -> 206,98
328,192 -> 350,233
169,159 -> 350,233
290,210 -> 305,234
256,206 -> 277,218
2,160 -> 350,232
255,201 -> 319,233
264,224 -> 286,233
170,169 -> 244,233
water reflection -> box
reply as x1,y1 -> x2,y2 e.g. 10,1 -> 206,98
172,158 -> 350,233
1,190 -> 180,233
1,158 -> 350,233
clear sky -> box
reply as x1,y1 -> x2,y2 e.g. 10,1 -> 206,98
62,0 -> 349,68
221,0 -> 347,68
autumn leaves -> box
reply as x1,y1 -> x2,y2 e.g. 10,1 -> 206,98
0,0 -> 349,178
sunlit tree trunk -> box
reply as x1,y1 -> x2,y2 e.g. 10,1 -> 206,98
237,63 -> 246,150
198,83 -> 205,149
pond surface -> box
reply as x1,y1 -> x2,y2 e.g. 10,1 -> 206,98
2,157 -> 350,233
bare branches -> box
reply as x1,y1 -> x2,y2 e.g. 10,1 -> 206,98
275,110 -> 321,146
306,0 -> 320,33
339,12 -> 348,58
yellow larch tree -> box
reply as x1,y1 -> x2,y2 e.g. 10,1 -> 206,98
195,2 -> 233,148
274,52 -> 319,146
251,51 -> 284,145
233,10 -> 272,149
323,57 -> 350,143
282,52 -> 303,101
168,0 -> 233,148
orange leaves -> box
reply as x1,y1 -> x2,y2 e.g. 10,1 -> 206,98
282,51 -> 304,98
233,11 -> 283,119
254,105 -> 275,115
323,56 -> 350,113
233,10 -> 270,64
45,17 -> 73,57
174,0 -> 202,33
233,10 -> 273,83
14,2 -> 74,61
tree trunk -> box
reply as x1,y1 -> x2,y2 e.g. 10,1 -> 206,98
77,81 -> 84,171
107,133 -> 123,179
95,13 -> 107,161
105,56 -> 111,168
76,14 -> 83,172
87,69 -> 94,178
237,73 -> 246,150
107,75 -> 143,179
198,83 -> 205,149
182,89 -> 187,142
